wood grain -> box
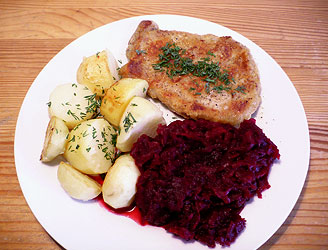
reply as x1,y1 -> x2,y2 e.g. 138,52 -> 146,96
0,0 -> 327,249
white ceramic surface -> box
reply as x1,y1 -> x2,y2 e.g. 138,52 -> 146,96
14,15 -> 310,250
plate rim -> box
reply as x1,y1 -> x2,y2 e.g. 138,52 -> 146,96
14,14 -> 310,250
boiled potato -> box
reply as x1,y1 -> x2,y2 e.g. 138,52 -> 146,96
57,161 -> 101,201
105,49 -> 120,82
102,154 -> 140,209
116,97 -> 165,152
100,78 -> 149,127
40,116 -> 69,162
77,50 -> 119,96
64,118 -> 117,175
48,83 -> 97,129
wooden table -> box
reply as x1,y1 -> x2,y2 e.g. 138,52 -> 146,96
0,0 -> 327,249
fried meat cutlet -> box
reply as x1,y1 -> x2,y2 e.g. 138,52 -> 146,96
120,20 -> 261,125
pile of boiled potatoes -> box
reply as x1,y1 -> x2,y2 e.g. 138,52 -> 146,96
40,50 -> 165,209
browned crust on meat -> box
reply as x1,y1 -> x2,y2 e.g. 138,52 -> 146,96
120,20 -> 261,125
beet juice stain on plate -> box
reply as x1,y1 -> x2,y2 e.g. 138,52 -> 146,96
97,197 -> 145,226
92,174 -> 145,226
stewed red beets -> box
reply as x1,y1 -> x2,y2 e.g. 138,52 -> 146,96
131,118 -> 280,248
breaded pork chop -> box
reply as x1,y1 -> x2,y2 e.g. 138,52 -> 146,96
120,20 -> 261,125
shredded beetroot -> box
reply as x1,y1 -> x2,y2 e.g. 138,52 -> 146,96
131,119 -> 280,248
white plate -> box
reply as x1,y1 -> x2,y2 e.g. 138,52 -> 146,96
14,15 -> 310,250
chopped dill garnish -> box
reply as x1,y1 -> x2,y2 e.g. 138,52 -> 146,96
73,123 -> 81,131
101,129 -> 108,142
235,85 -> 246,94
123,112 -> 137,132
69,135 -> 75,142
92,127 -> 97,139
213,85 -> 231,93
82,130 -> 88,137
67,110 -> 79,120
205,82 -> 210,94
136,49 -> 147,55
207,51 -> 216,57
152,42 -> 239,95
80,112 -> 86,119
84,93 -> 101,116
111,133 -> 117,146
